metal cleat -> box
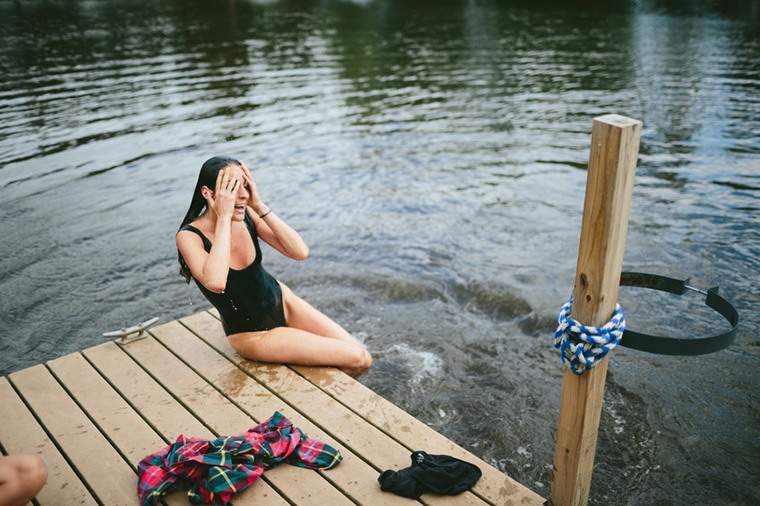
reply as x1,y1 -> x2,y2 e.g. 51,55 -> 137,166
102,317 -> 160,345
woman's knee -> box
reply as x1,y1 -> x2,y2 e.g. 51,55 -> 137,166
13,455 -> 47,497
349,346 -> 372,371
23,455 -> 47,489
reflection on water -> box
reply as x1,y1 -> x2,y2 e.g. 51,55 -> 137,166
1,1 -> 758,504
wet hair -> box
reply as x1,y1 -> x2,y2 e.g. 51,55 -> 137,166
177,155 -> 241,283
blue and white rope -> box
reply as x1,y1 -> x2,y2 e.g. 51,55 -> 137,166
554,298 -> 625,375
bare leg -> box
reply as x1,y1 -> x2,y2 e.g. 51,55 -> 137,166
280,281 -> 371,376
227,281 -> 372,377
227,327 -> 370,377
0,455 -> 47,506
278,281 -> 363,343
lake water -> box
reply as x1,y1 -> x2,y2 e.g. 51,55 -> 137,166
1,1 -> 758,504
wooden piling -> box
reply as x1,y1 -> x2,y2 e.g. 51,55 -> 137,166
550,114 -> 642,506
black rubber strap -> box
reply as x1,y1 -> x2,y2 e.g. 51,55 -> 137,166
617,272 -> 739,356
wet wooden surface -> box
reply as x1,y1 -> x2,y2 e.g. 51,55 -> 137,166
0,308 -> 544,506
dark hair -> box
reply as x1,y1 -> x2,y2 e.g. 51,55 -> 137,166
177,156 -> 241,283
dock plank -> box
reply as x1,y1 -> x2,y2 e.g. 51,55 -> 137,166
152,319 -> 424,506
84,342 -> 211,440
176,315 -> 488,506
48,353 -> 166,468
115,334 -> 353,506
294,364 -> 546,505
82,341 -> 289,506
0,377 -> 96,506
204,308 -> 544,506
9,364 -> 136,505
293,365 -> 546,505
47,352 -> 199,506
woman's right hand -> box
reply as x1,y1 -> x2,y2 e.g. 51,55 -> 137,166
205,168 -> 240,219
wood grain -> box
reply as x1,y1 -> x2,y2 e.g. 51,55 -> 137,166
550,114 -> 641,506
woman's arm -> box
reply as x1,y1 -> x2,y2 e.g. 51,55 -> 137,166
175,216 -> 232,293
202,215 -> 233,291
238,162 -> 308,261
177,168 -> 239,293
250,203 -> 309,261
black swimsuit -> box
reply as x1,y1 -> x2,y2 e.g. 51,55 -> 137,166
179,209 -> 287,335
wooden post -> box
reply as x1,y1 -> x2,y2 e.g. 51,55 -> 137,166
550,114 -> 642,506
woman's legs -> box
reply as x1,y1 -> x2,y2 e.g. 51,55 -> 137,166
228,327 -> 370,377
280,281 -> 365,345
227,281 -> 372,377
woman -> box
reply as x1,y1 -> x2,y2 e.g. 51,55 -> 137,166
176,156 -> 372,378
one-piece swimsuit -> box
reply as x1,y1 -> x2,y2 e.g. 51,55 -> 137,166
179,209 -> 286,335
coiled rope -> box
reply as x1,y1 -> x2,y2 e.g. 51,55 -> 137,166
554,298 -> 626,375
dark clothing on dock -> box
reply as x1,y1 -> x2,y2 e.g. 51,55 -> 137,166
379,451 -> 482,499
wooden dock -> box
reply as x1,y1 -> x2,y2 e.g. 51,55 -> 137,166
0,308 -> 544,506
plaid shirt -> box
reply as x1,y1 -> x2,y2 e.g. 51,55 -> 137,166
137,411 -> 342,505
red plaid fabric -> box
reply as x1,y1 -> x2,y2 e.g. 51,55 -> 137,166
137,411 -> 342,505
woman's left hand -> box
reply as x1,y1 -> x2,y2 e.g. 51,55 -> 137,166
239,161 -> 263,208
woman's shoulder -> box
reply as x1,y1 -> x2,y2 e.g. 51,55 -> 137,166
176,220 -> 209,247
178,217 -> 209,234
